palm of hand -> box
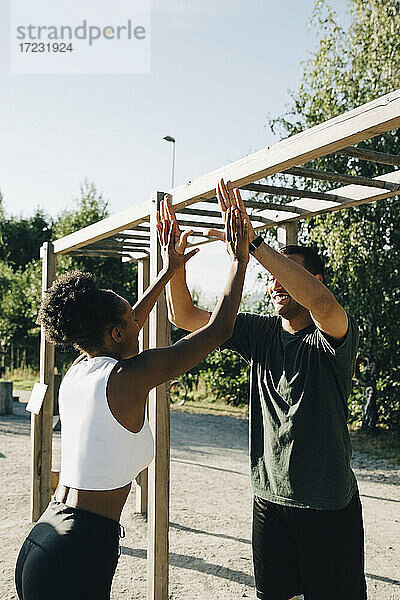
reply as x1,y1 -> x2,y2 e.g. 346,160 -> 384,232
157,204 -> 198,271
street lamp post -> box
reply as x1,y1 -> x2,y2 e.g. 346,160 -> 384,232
163,135 -> 176,189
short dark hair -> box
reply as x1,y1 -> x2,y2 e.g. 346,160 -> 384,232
279,245 -> 324,277
38,270 -> 127,353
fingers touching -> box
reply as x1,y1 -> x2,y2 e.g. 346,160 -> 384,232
159,181 -> 251,251
216,178 -> 246,213
225,204 -> 249,264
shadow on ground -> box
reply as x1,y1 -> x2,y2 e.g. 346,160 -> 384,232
120,546 -> 254,587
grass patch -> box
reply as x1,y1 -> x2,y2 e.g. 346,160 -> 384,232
171,384 -> 248,418
349,426 -> 400,466
1,367 -> 39,391
172,397 -> 248,418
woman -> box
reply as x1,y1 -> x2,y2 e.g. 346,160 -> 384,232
15,194 -> 249,600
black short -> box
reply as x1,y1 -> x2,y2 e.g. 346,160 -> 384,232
15,499 -> 122,600
252,491 -> 367,600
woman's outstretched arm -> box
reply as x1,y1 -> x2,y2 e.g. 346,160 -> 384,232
128,203 -> 249,392
131,215 -> 198,330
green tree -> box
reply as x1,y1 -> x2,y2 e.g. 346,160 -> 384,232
0,182 -> 139,372
269,0 -> 400,431
53,180 -> 138,369
54,180 -> 137,301
0,260 -> 42,368
0,209 -> 53,270
0,190 -> 48,368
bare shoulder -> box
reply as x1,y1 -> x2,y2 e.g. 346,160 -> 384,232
106,357 -> 148,433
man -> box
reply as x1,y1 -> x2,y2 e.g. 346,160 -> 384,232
165,179 -> 367,600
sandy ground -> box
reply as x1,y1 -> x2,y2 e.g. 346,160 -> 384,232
0,393 -> 399,600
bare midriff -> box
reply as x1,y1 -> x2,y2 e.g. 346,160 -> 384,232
55,482 -> 132,522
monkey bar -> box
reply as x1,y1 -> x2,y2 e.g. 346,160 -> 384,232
34,89 -> 400,600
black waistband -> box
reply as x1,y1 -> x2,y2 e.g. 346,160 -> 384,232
46,498 -> 122,532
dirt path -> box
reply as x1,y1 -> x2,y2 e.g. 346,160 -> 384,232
0,396 -> 399,599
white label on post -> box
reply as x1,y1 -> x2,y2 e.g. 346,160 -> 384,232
26,383 -> 48,415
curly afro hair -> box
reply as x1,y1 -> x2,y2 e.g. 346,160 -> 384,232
38,270 -> 127,353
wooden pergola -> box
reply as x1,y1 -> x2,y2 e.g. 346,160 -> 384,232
32,89 -> 400,599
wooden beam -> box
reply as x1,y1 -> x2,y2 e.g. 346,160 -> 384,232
135,257 -> 150,515
50,90 -> 400,256
120,225 -> 151,233
176,218 -> 225,230
179,207 -> 223,219
337,146 -> 400,167
147,193 -> 170,600
284,166 -> 400,191
204,197 -> 307,214
69,249 -> 140,257
113,233 -> 151,241
88,244 -> 150,252
51,470 -> 60,495
52,198 -> 152,255
132,225 -> 151,232
278,222 -> 299,247
251,214 -> 276,225
166,89 -> 400,210
252,170 -> 400,230
241,183 -> 347,203
187,169 -> 400,249
31,242 -> 56,522
123,251 -> 150,260
180,206 -> 278,224
90,240 -> 150,249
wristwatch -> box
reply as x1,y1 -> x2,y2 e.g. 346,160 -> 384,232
249,235 -> 263,254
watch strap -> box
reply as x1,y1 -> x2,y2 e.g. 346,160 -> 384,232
249,235 -> 263,254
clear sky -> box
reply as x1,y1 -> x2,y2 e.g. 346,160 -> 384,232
0,0 -> 350,299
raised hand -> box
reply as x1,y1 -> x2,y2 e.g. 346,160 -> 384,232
206,178 -> 256,242
161,194 -> 193,256
157,199 -> 198,272
225,206 -> 249,265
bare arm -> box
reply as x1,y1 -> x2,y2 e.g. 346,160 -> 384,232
166,266 -> 210,331
252,242 -> 348,340
126,205 -> 249,392
134,266 -> 186,331
210,179 -> 348,341
132,213 -> 198,330
138,258 -> 247,391
163,195 -> 211,331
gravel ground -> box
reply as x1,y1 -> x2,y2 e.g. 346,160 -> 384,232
0,393 -> 399,599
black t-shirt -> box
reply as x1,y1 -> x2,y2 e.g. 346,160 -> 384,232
222,312 -> 359,509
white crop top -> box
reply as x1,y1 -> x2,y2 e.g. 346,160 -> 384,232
59,355 -> 154,491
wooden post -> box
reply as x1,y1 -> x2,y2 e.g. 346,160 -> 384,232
135,256 -> 150,514
147,193 -> 170,600
0,382 -> 13,415
277,222 -> 298,247
31,242 -> 56,522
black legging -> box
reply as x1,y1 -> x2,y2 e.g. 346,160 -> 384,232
15,499 -> 121,600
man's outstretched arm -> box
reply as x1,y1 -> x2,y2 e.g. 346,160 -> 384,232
166,265 -> 210,332
161,195 -> 211,332
211,179 -> 348,342
251,242 -> 348,341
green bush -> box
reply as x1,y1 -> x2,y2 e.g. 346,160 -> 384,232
181,348 -> 249,407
